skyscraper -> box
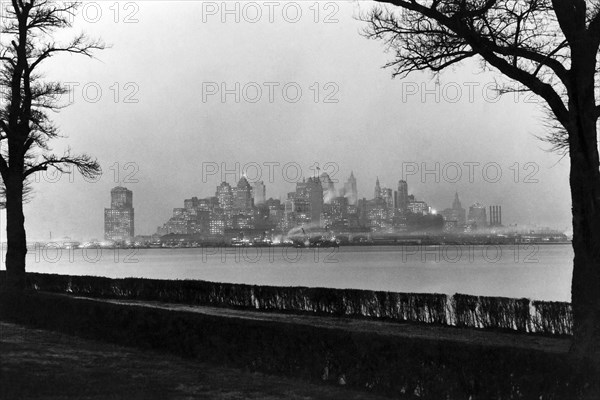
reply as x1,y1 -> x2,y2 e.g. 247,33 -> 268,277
296,177 -> 323,224
397,180 -> 409,211
344,171 -> 358,205
104,186 -> 134,241
374,177 -> 382,199
319,172 -> 336,203
216,182 -> 233,212
330,196 -> 350,228
215,182 -> 234,230
252,181 -> 266,205
358,198 -> 368,227
441,192 -> 466,228
307,177 -> 323,223
381,187 -> 394,210
233,176 -> 253,212
111,186 -> 133,209
451,192 -> 466,225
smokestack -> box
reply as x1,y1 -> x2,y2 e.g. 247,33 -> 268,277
490,205 -> 502,226
499,206 -> 502,226
488,205 -> 502,227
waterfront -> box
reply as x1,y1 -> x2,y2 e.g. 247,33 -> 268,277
3,244 -> 573,302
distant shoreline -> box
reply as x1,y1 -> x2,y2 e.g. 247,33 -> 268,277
22,240 -> 572,251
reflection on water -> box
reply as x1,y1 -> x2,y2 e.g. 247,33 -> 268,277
5,244 -> 573,301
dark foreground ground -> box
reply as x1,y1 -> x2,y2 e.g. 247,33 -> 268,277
0,293 -> 583,399
98,296 -> 571,354
0,322 -> 390,400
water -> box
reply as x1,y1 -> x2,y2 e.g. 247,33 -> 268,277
8,243 -> 573,301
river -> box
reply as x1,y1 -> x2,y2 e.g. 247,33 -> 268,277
2,243 -> 573,301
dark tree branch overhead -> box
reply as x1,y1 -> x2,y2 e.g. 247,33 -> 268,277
29,34 -> 106,73
0,0 -> 104,293
363,0 -> 574,126
24,150 -> 99,179
364,0 -> 600,390
0,1 -> 104,179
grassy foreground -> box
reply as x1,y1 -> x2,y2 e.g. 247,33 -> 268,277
0,322 -> 390,400
0,291 -> 586,399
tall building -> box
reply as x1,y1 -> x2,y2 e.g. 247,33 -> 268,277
441,192 -> 466,227
357,198 -> 369,227
104,186 -> 134,241
344,171 -> 358,205
265,198 -> 285,230
252,181 -> 266,205
381,187 -> 394,210
111,186 -> 133,209
233,176 -> 253,212
319,172 -> 336,203
330,196 -> 349,229
374,177 -> 382,199
216,182 -> 233,212
216,182 -> 234,229
397,180 -> 409,211
296,177 -> 323,224
468,203 -> 487,229
452,192 -> 462,210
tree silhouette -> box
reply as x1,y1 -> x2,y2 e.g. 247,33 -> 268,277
0,0 -> 104,292
363,0 -> 600,381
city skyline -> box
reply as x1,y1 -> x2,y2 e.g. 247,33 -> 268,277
0,1 -> 572,241
101,171 -> 525,243
6,161 -> 568,243
0,1 -> 593,396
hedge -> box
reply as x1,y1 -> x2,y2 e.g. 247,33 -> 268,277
0,291 -> 588,399
0,271 -> 572,336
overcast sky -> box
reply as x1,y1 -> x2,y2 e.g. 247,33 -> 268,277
0,1 -> 572,241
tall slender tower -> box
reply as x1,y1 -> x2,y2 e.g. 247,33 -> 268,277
451,192 -> 466,225
452,192 -> 461,209
397,180 -> 409,211
374,177 -> 382,199
307,177 -> 323,224
344,171 -> 358,205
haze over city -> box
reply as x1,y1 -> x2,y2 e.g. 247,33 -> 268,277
0,1 -> 572,241
4,1 -> 598,397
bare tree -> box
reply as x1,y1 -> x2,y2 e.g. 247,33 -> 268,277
363,0 -> 600,376
0,0 -> 104,292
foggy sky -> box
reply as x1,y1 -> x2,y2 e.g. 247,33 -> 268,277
0,1 -> 572,241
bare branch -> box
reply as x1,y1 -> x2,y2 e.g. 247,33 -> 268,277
24,150 -> 101,179
363,0 -> 571,128
29,34 -> 107,72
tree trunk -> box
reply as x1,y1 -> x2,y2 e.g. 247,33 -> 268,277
569,138 -> 600,397
567,47 -> 600,394
2,176 -> 27,293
